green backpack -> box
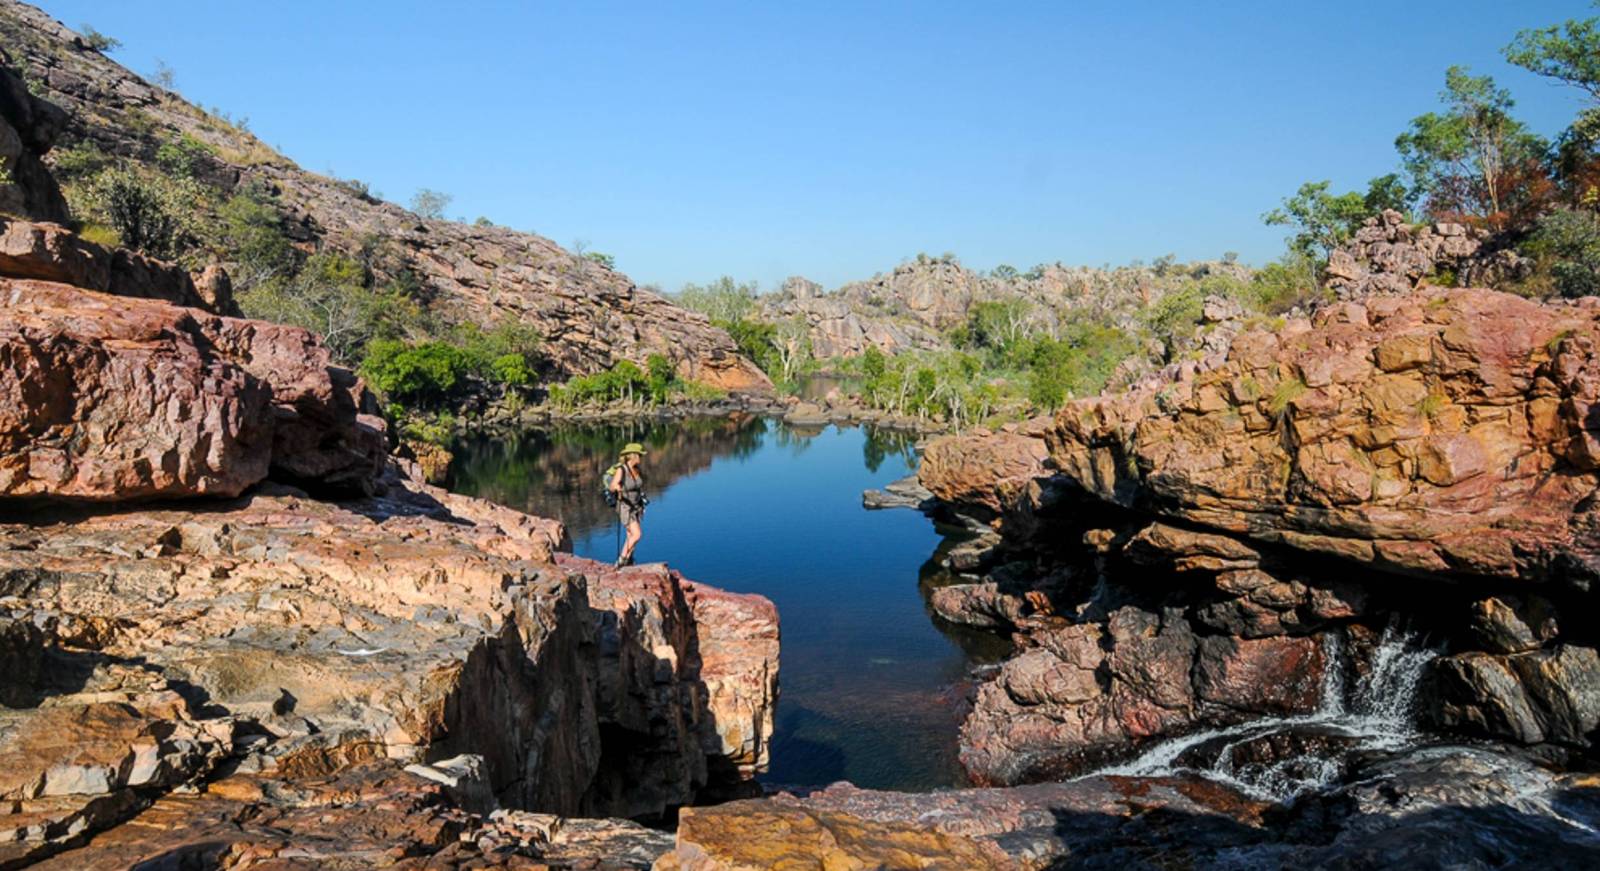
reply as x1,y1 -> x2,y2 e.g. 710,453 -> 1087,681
600,463 -> 621,507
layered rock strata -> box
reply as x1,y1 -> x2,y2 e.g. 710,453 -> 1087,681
918,286 -> 1600,785
0,237 -> 778,865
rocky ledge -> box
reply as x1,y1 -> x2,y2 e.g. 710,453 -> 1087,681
910,287 -> 1600,785
0,244 -> 779,866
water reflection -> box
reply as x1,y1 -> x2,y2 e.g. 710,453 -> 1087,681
449,418 -> 1008,790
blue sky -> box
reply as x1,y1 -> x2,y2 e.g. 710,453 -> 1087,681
34,0 -> 1596,290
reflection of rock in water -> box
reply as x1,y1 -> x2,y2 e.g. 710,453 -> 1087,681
448,416 -> 770,541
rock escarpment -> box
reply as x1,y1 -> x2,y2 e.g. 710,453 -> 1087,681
914,285 -> 1600,788
760,256 -> 1251,360
0,226 -> 779,866
0,1 -> 768,391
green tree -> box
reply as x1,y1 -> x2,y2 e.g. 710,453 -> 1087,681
1263,177 -> 1411,260
361,340 -> 470,406
1505,11 -> 1600,101
78,25 -> 120,53
82,167 -> 188,259
584,251 -> 616,270
1394,66 -> 1547,220
676,276 -> 759,323
409,188 -> 452,220
646,353 -> 676,403
1528,208 -> 1600,298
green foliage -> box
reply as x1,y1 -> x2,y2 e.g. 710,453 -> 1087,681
361,340 -> 470,406
77,223 -> 120,248
1245,250 -> 1326,314
1417,389 -> 1448,419
1263,177 -> 1412,260
1505,12 -> 1600,101
584,251 -> 616,270
1395,66 -> 1547,221
676,276 -> 759,323
215,188 -> 296,289
77,166 -> 191,260
78,24 -> 121,53
549,359 -> 648,409
719,317 -> 780,375
155,134 -> 213,178
399,410 -> 456,446
51,141 -> 111,181
239,252 -> 417,362
646,354 -> 675,403
1527,207 -> 1600,298
1267,376 -> 1308,418
490,353 -> 533,387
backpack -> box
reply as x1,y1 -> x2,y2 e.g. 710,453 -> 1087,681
601,463 -> 620,507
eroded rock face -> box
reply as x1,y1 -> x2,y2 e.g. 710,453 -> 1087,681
1053,288 -> 1600,585
918,426 -> 1051,519
0,465 -> 777,860
0,6 -> 768,390
0,279 -> 385,499
0,61 -> 69,223
557,555 -> 779,819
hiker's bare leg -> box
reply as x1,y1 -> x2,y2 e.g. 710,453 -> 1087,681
622,519 -> 641,561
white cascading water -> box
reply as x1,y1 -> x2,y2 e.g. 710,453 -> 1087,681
1085,626 -> 1437,803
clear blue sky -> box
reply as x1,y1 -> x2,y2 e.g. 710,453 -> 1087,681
33,0 -> 1596,290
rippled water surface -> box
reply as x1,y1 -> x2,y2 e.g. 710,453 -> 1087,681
449,416 -> 1007,790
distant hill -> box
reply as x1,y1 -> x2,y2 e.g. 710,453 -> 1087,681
0,0 -> 768,391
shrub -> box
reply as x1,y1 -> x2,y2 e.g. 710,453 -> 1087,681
490,352 -> 533,387
646,354 -> 675,403
1527,207 -> 1600,298
79,167 -> 189,260
78,25 -> 120,53
584,251 -> 616,270
361,340 -> 470,406
155,134 -> 213,178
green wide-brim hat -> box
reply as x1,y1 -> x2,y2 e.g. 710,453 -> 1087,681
620,442 -> 648,457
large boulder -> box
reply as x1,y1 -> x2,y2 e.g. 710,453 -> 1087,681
0,62 -> 69,223
0,218 -> 241,315
0,279 -> 384,500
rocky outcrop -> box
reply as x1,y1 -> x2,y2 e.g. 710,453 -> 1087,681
915,285 -> 1600,787
1326,209 -> 1531,298
557,555 -> 778,819
655,746 -> 1600,870
760,275 -> 944,359
0,58 -> 69,223
0,452 -> 776,862
0,2 -> 769,390
0,218 -> 240,314
1053,287 -> 1600,585
0,222 -> 780,862
0,277 -> 385,499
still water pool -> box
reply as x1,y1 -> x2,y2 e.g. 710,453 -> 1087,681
448,416 -> 1006,790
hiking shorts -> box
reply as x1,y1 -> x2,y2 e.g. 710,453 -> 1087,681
619,500 -> 644,527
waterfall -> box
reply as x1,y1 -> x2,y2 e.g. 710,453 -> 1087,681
1086,626 -> 1437,803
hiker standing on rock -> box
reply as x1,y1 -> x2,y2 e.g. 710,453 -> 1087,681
609,442 -> 648,567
